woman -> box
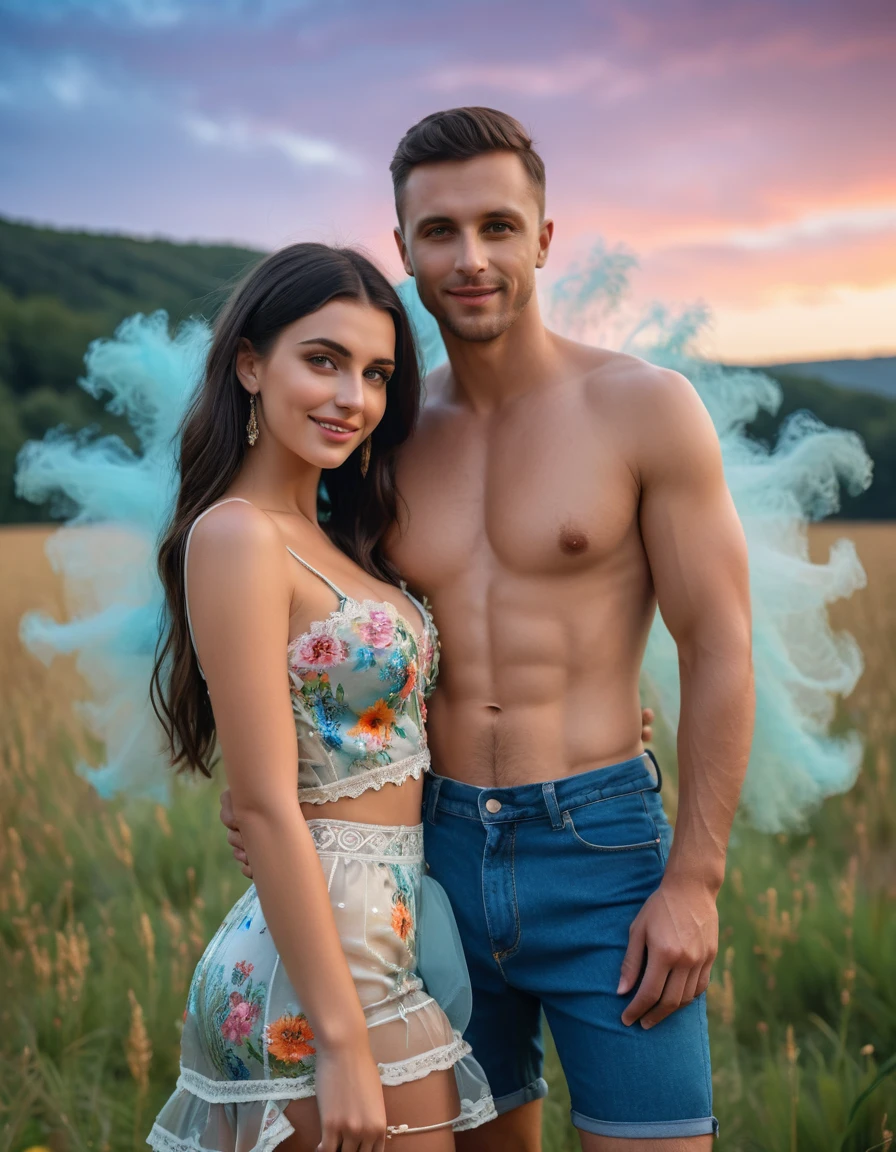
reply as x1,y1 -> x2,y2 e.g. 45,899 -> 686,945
148,243 -> 495,1152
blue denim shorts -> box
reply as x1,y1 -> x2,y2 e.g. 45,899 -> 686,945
422,752 -> 718,1140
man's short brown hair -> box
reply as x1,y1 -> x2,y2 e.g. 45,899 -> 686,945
390,107 -> 546,220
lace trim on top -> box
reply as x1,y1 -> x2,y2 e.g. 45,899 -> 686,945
297,750 -> 430,805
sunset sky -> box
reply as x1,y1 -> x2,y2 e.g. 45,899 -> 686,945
1,0 -> 894,362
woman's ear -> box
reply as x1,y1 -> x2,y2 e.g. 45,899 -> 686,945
235,337 -> 259,393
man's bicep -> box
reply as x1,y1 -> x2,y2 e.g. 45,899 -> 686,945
638,379 -> 750,645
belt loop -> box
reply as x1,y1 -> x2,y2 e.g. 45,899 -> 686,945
542,781 -> 564,830
643,749 -> 663,793
425,775 -> 443,824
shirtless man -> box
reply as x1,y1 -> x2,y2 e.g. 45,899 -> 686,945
222,108 -> 754,1150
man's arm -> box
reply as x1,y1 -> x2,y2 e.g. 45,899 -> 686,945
618,366 -> 754,1028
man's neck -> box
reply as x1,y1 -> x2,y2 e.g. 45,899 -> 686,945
441,300 -> 558,414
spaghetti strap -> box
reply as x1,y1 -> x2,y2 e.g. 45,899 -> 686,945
285,547 -> 348,604
183,498 -> 349,680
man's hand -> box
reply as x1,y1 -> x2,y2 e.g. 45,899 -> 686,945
220,789 -> 253,878
220,704 -> 655,882
617,875 -> 718,1028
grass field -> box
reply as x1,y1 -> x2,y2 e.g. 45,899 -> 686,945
2,523 -> 895,1152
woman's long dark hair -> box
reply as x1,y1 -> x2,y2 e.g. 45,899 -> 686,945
150,243 -> 422,777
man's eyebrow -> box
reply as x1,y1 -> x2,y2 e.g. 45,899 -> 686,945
414,207 -> 527,231
299,337 -> 394,367
482,207 -> 526,222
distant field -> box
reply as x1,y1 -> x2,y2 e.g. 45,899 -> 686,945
2,522 -> 895,1152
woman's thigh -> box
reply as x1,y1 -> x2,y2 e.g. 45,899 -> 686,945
280,1069 -> 459,1151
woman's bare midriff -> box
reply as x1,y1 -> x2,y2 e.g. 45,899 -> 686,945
300,773 -> 426,827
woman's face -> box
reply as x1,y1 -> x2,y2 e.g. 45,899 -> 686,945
238,298 -> 396,470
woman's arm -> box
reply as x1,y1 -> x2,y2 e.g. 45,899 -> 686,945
187,500 -> 386,1152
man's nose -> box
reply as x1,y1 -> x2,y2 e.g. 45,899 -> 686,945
455,232 -> 488,278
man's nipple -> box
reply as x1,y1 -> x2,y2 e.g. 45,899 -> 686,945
559,527 -> 589,555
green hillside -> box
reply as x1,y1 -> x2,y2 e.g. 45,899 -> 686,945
0,217 -> 263,522
1,216 -> 893,522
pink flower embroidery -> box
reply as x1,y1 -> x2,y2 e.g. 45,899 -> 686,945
291,634 -> 349,669
356,610 -> 393,650
221,995 -> 260,1045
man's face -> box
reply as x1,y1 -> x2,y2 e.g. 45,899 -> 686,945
395,152 -> 553,344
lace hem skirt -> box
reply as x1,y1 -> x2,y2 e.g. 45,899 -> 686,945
148,819 -> 496,1151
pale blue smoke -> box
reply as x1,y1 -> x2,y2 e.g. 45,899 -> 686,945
18,249 -> 872,830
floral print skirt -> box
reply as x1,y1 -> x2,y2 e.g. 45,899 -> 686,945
148,819 -> 496,1152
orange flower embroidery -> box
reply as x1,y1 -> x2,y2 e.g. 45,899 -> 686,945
265,1013 -> 316,1063
398,660 -> 418,701
348,699 -> 396,748
391,896 -> 413,942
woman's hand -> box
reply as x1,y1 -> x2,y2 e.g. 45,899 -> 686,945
314,1036 -> 388,1152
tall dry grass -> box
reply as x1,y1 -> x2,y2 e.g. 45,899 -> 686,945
2,523 -> 895,1151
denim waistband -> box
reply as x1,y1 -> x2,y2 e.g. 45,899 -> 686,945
424,751 -> 661,825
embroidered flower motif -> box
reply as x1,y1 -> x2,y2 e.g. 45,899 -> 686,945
348,699 -> 396,752
221,993 -> 261,1044
356,610 -> 394,650
379,649 -> 408,690
291,634 -> 349,670
391,896 -> 413,942
313,699 -> 343,749
266,1013 -> 316,1062
353,646 -> 376,671
232,960 -> 254,985
399,659 -> 418,701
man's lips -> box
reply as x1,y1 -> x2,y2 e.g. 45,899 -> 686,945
446,286 -> 501,305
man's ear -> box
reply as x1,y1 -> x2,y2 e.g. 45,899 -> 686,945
393,227 -> 414,277
535,218 -> 555,269
235,337 -> 260,393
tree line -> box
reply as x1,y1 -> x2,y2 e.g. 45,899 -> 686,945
1,215 -> 893,523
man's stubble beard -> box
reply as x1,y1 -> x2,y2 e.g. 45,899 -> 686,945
421,275 -> 536,345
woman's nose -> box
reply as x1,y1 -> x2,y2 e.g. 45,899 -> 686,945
334,371 -> 365,412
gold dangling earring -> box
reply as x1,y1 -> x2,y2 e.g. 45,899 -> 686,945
360,436 -> 371,478
246,394 -> 259,446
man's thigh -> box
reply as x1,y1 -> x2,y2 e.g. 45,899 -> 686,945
579,1134 -> 714,1152
513,780 -> 717,1140
423,797 -> 548,1114
455,1100 -> 544,1152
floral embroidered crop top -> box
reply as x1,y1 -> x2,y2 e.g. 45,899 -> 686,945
184,499 -> 440,804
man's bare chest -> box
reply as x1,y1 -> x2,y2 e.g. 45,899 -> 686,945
390,401 -> 641,591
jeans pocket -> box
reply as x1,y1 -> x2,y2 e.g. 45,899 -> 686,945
564,789 -> 662,852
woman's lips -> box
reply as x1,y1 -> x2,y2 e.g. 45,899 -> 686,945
309,416 -> 358,443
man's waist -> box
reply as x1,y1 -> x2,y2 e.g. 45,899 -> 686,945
424,751 -> 660,823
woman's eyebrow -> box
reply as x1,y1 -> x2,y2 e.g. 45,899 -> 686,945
299,337 -> 351,356
300,338 -> 394,368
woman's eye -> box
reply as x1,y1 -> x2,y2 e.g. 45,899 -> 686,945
364,368 -> 390,385
309,354 -> 335,369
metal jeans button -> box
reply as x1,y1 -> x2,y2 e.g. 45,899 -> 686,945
485,798 -> 502,814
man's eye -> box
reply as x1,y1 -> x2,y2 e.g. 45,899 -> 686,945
427,226 -> 449,238
487,222 -> 512,233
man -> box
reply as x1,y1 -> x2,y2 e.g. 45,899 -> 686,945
223,108 -> 753,1150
